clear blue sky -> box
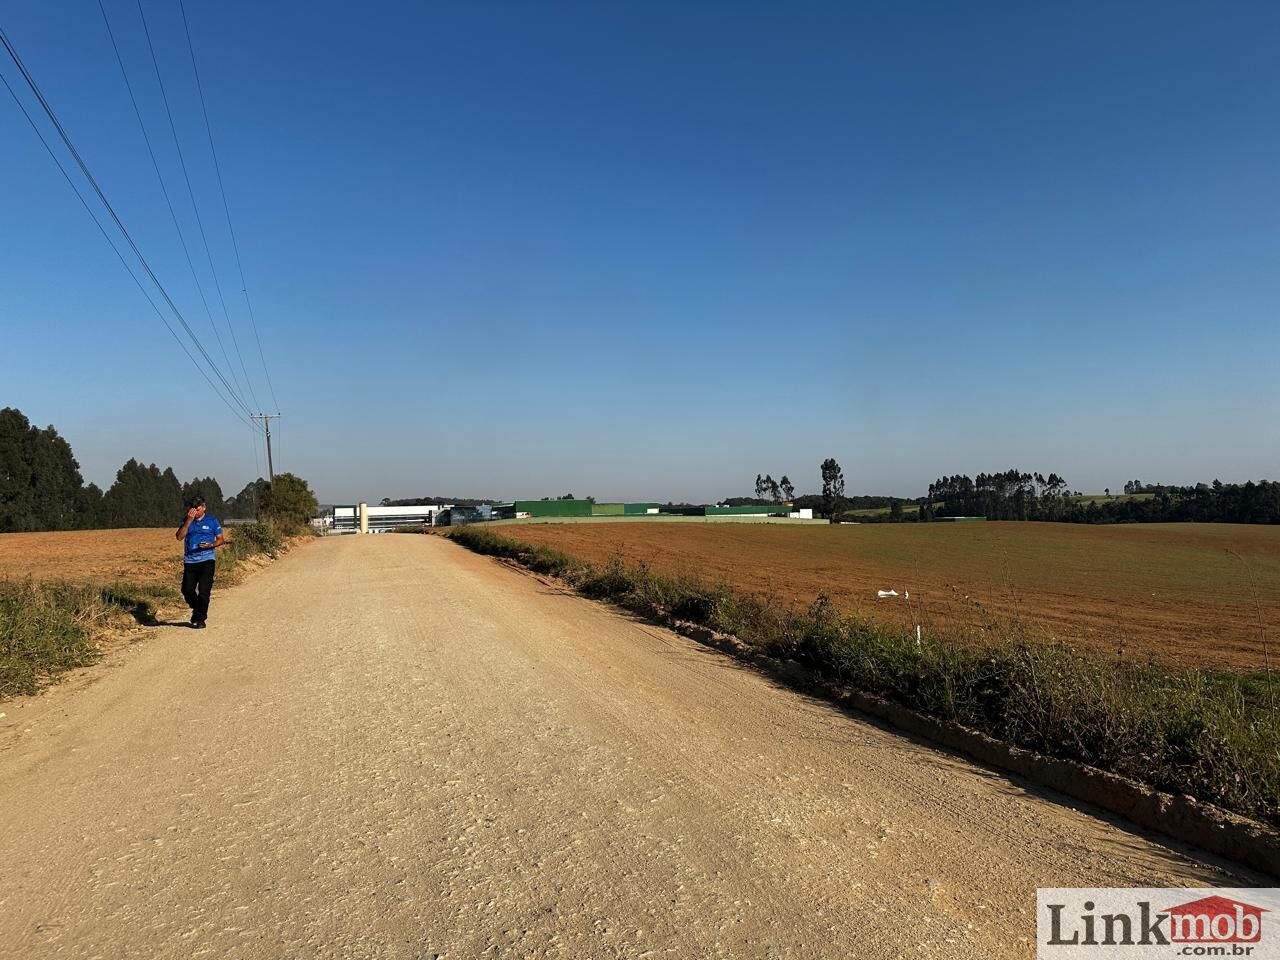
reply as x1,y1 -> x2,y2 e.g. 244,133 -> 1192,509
3,1 -> 1278,504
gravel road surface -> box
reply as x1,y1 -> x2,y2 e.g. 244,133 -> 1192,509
0,534 -> 1243,959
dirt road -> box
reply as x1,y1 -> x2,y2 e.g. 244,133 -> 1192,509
0,535 -> 1247,958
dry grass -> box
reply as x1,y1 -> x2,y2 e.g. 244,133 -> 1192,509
0,578 -> 175,697
503,521 -> 1280,670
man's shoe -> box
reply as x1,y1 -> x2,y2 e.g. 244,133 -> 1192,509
193,621 -> 207,629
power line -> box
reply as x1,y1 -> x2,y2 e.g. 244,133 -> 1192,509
100,3 -> 266,505
96,0 -> 251,416
0,66 -> 256,430
133,0 -> 260,412
179,0 -> 280,414
0,24 -> 257,421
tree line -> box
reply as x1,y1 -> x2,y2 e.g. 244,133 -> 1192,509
924,470 -> 1074,521
0,407 -> 310,532
383,495 -> 495,507
1077,480 -> 1280,524
921,469 -> 1280,524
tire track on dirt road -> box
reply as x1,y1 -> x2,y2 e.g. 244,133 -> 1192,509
0,534 -> 1251,959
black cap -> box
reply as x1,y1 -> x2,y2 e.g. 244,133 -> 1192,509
187,495 -> 206,509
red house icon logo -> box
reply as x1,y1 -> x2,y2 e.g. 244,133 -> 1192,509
1165,895 -> 1267,944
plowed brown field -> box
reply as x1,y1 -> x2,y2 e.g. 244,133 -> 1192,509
502,521 -> 1280,670
0,528 -> 183,587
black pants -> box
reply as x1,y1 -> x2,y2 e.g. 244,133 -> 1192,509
181,560 -> 216,624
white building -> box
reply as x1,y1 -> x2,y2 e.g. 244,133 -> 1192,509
332,504 -> 452,533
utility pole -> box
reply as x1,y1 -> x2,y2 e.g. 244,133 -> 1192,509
251,414 -> 278,482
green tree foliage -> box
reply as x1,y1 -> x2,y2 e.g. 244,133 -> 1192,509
260,473 -> 319,527
159,467 -> 184,520
0,408 -> 93,531
225,478 -> 270,518
0,406 -> 321,531
927,470 -> 1069,521
77,482 -> 105,528
100,460 -> 184,527
926,470 -> 1280,524
746,472 -> 793,505
820,458 -> 845,524
181,477 -> 226,517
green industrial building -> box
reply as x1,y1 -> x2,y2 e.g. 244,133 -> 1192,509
664,504 -> 793,518
510,499 -> 593,517
591,502 -> 660,516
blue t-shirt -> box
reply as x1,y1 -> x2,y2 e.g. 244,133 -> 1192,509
183,516 -> 223,564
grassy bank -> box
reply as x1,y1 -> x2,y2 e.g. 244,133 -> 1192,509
0,579 -> 174,698
0,520 -> 304,699
448,525 -> 1280,828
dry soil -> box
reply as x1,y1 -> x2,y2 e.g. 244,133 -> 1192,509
503,521 -> 1280,670
0,528 -> 179,586
0,534 -> 1249,959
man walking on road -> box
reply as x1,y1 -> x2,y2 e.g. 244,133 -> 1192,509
175,496 -> 227,629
